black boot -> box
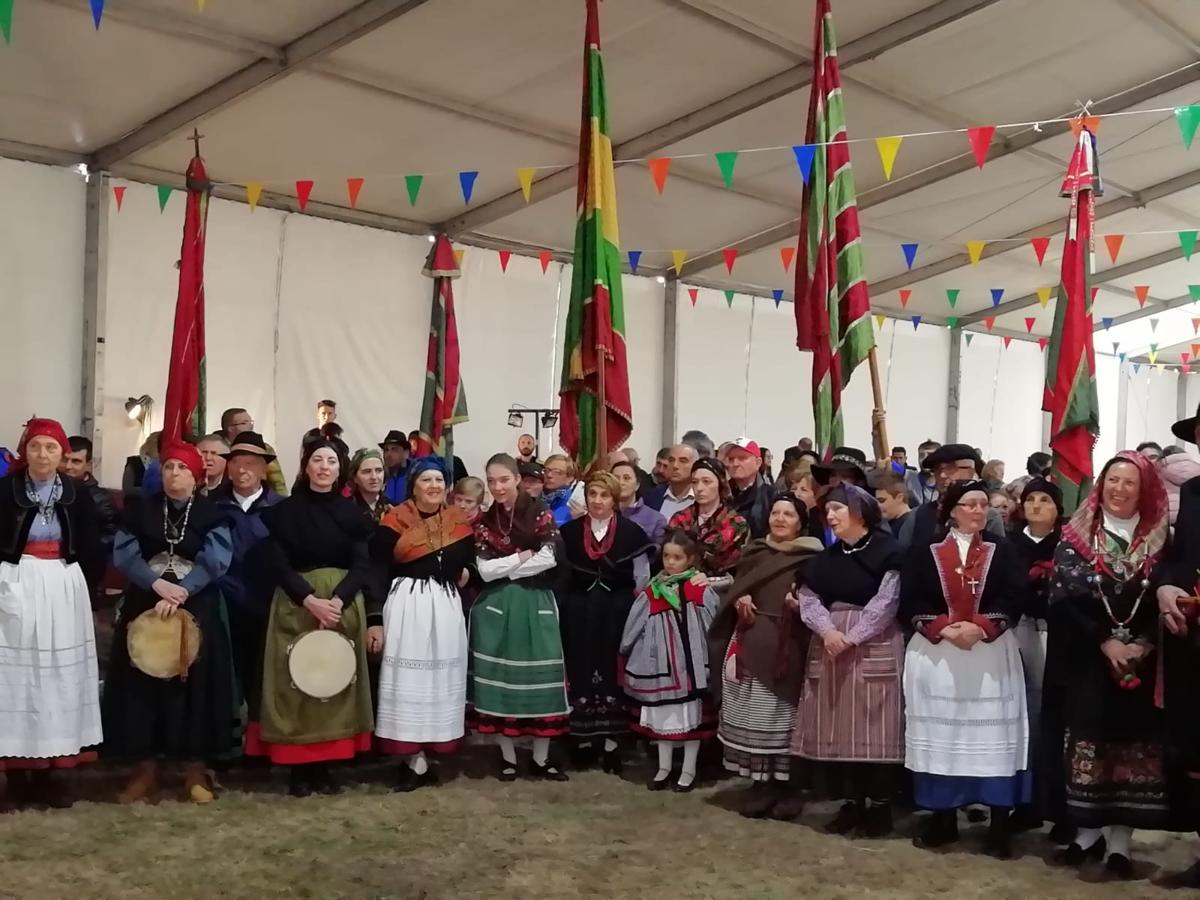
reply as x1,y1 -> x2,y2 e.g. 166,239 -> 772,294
913,810 -> 959,849
1047,821 -> 1076,845
984,806 -> 1012,859
28,770 -> 72,809
859,802 -> 894,838
1009,804 -> 1042,833
740,782 -> 777,819
310,763 -> 341,796
288,765 -> 313,798
825,801 -> 861,835
601,745 -> 623,775
768,781 -> 805,821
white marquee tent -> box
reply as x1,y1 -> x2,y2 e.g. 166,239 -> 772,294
1,0 -> 1196,484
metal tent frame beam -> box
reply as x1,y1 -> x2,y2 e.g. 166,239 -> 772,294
438,0 -> 1001,235
91,0 -> 433,169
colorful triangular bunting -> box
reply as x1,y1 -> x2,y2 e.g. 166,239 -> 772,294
874,314 -> 886,329
966,125 -> 995,168
458,171 -> 479,204
898,289 -> 911,307
156,185 -> 173,212
900,243 -> 918,270
1176,106 -> 1200,150
772,289 -> 784,307
295,180 -> 314,212
0,0 -> 11,44
539,250 -> 553,273
1104,233 -> 1124,263
966,240 -> 986,265
627,250 -> 642,274
724,289 -> 736,307
90,0 -> 104,29
687,287 -> 699,306
792,145 -> 815,184
671,250 -> 687,274
404,174 -> 423,207
1036,286 -> 1053,307
517,167 -> 536,203
112,185 -> 125,211
947,316 -> 959,329
1038,338 -> 1048,351
346,177 -> 364,209
245,181 -> 263,212
984,316 -> 996,331
1024,317 -> 1035,332
945,288 -> 959,308
453,248 -> 465,268
1150,317 -> 1159,332
780,246 -> 795,272
1190,285 -> 1200,303
648,157 -> 671,194
1101,317 -> 1113,329
1181,230 -> 1198,260
965,333 -> 975,346
1135,285 -> 1150,306
715,151 -> 738,188
1030,236 -> 1051,265
875,136 -> 902,180
722,248 -> 738,274
911,316 -> 922,330
1003,336 -> 1012,348
990,288 -> 1004,307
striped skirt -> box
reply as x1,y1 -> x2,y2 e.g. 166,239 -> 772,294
718,639 -> 796,781
793,605 -> 904,763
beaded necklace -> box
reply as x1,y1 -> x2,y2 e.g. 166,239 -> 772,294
162,495 -> 194,577
25,474 -> 62,526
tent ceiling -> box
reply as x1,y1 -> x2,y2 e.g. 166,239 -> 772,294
2,0 -> 1200,344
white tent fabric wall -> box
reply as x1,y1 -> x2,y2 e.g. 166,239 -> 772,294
0,159 -> 85,445
958,336 -> 1044,476
1128,365 -> 1181,450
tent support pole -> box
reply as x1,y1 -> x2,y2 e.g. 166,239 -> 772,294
81,171 -> 110,476
661,276 -> 679,447
946,326 -> 962,442
1116,360 -> 1130,451
1178,368 -> 1189,421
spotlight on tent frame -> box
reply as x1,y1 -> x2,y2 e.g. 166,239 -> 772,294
541,411 -> 559,429
507,411 -> 524,428
124,395 -> 152,422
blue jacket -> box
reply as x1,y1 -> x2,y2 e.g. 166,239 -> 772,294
383,463 -> 411,505
544,483 -> 577,526
212,483 -> 283,615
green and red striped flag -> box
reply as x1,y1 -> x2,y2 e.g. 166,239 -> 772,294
418,234 -> 468,467
1044,127 -> 1100,513
794,0 -> 874,459
162,152 -> 209,443
559,0 -> 632,470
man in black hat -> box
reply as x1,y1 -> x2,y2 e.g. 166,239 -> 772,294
807,447 -> 870,545
379,429 -> 412,503
519,460 -> 545,499
896,443 -> 1004,551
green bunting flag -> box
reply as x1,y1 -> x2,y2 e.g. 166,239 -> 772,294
157,185 -> 174,212
965,333 -> 975,346
946,289 -> 959,308
0,0 -> 12,44
724,289 -> 735,307
1176,106 -> 1200,150
715,151 -> 738,188
947,316 -> 959,328
405,174 -> 423,207
1181,230 -> 1198,260
1190,284 -> 1200,302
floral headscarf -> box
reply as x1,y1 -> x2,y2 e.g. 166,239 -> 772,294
1061,450 -> 1169,570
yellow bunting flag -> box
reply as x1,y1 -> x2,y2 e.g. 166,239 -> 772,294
966,240 -> 987,265
1149,350 -> 1159,364
874,314 -> 886,329
671,250 -> 687,273
517,167 -> 536,203
245,181 -> 263,212
1036,286 -> 1053,307
453,249 -> 465,268
197,0 -> 206,9
875,136 -> 902,180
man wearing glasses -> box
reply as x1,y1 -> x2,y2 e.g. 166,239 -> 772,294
897,443 -> 1004,551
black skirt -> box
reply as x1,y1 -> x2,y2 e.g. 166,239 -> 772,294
559,582 -> 634,739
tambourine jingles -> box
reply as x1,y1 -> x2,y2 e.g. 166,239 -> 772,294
287,630 -> 357,700
127,608 -> 201,680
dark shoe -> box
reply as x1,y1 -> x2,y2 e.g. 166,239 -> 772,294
601,748 -> 623,775
983,807 -> 1012,860
825,801 -> 862,836
529,760 -> 569,782
965,805 -> 988,824
569,743 -> 597,769
1157,859 -> 1200,889
647,770 -> 672,791
312,766 -> 341,796
672,776 -> 697,794
1053,837 -> 1106,867
858,803 -> 894,839
768,785 -> 806,821
29,770 -> 73,809
1104,853 -> 1134,880
740,783 -> 777,819
288,768 -> 314,798
497,762 -> 518,783
3,770 -> 31,805
913,810 -> 960,849
1009,805 -> 1042,833
1047,822 -> 1076,845
393,765 -> 438,793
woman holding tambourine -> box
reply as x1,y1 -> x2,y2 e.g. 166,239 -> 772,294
103,441 -> 236,805
246,435 -> 375,798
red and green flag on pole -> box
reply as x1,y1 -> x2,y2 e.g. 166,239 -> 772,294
1043,126 -> 1100,513
559,0 -> 633,471
417,234 -> 469,467
162,139 -> 209,443
794,0 -> 877,460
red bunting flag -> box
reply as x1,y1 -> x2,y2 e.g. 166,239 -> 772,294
295,180 -> 314,212
647,157 -> 671,194
984,316 -> 996,331
1135,285 -> 1150,307
687,287 -> 699,306
1031,236 -> 1051,265
498,250 -> 512,272
346,177 -> 364,208
898,289 -> 911,307
967,126 -> 995,169
722,248 -> 738,274
112,185 -> 126,211
539,250 -> 553,273
1024,317 -> 1036,332
1103,233 -> 1124,263
1183,352 -> 1192,367
780,246 -> 795,271
1003,336 -> 1012,348
1038,338 -> 1048,351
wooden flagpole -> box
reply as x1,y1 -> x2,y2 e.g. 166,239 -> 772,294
867,346 -> 889,464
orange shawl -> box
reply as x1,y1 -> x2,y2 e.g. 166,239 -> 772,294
380,501 -> 474,564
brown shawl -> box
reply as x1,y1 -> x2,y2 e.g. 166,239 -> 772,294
708,535 -> 824,705
380,501 -> 474,563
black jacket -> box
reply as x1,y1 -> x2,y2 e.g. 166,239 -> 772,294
730,474 -> 773,539
0,473 -> 104,587
79,473 -> 120,556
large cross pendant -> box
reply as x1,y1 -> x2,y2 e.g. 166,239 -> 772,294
967,576 -> 981,593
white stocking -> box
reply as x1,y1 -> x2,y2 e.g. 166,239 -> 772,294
497,736 -> 517,766
1106,825 -> 1132,858
1075,826 -> 1103,850
408,752 -> 428,776
677,740 -> 701,787
655,741 -> 674,780
603,738 -> 618,753
532,737 -> 550,766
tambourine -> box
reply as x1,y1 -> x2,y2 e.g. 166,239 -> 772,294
127,608 -> 201,680
287,630 -> 357,700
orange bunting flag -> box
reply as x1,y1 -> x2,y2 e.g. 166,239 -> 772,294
1192,343 -> 1200,357
1104,233 -> 1124,263
245,181 -> 263,212
539,250 -> 553,273
1024,317 -> 1036,332
517,167 -> 536,203
1070,115 -> 1101,138
722,248 -> 738,274
966,126 -> 995,169
1003,336 -> 1012,349
295,180 -> 314,212
898,289 -> 912,307
1030,236 -> 1051,265
687,287 -> 699,306
875,136 -> 902,180
648,158 -> 671,194
1135,285 -> 1150,307
498,250 -> 512,273
966,240 -> 986,265
671,250 -> 687,273
453,248 -> 465,268
346,177 -> 364,208
112,185 -> 126,211
984,316 -> 996,331
1036,286 -> 1053,307
780,246 -> 795,271
1193,319 -> 1200,336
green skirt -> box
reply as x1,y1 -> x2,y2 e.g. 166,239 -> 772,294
469,581 -> 569,719
257,568 -> 374,746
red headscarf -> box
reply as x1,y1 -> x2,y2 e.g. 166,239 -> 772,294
1061,450 -> 1169,568
160,441 -> 205,483
14,418 -> 70,471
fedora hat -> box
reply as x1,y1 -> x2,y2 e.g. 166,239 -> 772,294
222,431 -> 276,463
378,429 -> 408,449
811,447 -> 869,486
1172,403 -> 1200,444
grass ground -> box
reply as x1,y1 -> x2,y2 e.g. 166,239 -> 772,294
0,754 -> 1195,900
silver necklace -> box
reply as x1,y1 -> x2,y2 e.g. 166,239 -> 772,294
162,495 -> 194,576
839,535 -> 872,555
26,475 -> 61,526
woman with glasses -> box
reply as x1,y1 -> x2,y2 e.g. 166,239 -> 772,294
901,480 -> 1028,859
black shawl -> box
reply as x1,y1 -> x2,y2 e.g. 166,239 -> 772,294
804,529 -> 902,609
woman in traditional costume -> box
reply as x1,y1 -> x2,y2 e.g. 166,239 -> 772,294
104,441 -> 235,804
901,479 -> 1028,858
559,471 -> 649,772
709,494 -> 821,816
793,485 -> 905,837
1006,477 -> 1065,835
369,457 -> 473,791
0,418 -> 102,809
469,453 -> 569,781
246,437 -> 374,797
611,459 -> 664,590
667,458 -> 749,586
623,530 -> 718,792
348,447 -> 393,525
1049,452 -> 1169,878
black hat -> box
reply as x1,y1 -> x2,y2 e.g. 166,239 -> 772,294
1172,403 -> 1200,444
921,442 -> 983,473
378,429 -> 408,449
221,431 -> 276,463
811,447 -> 868,487
519,461 -> 545,480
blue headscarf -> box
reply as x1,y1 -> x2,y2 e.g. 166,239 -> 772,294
406,456 -> 449,496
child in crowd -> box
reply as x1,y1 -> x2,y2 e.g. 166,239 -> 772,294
453,477 -> 486,524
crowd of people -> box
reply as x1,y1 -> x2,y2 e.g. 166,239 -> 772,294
4,398 -> 1200,888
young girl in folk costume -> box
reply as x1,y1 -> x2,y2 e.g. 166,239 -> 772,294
469,453 -> 570,781
621,530 -> 719,792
